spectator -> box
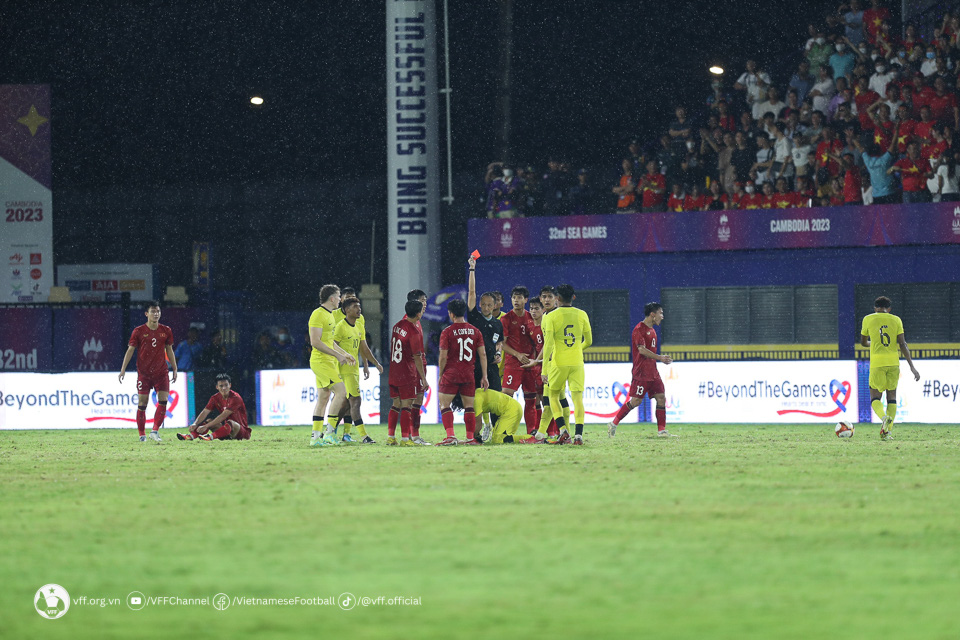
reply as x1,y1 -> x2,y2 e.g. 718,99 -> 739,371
902,24 -> 924,57
838,151 -> 864,205
715,100 -> 736,132
667,183 -> 685,212
857,121 -> 900,204
738,110 -> 759,141
638,160 -> 667,212
730,131 -> 755,187
734,60 -> 771,109
301,330 -> 313,365
657,134 -> 682,178
730,181 -> 747,209
198,329 -> 228,370
806,26 -> 833,71
790,133 -> 814,184
893,104 -> 916,154
760,181 -> 776,208
668,106 -> 693,151
854,75 -> 881,131
252,332 -> 282,370
802,110 -> 826,142
779,89 -> 804,121
841,0 -> 866,46
922,125 -> 949,163
705,180 -> 728,210
832,100 -> 857,129
883,83 -> 902,115
815,126 -> 844,184
627,138 -> 645,174
828,79 -> 851,118
275,326 -> 298,367
752,87 -> 786,123
911,72 -> 935,117
868,58 -> 896,97
929,77 -> 959,129
771,122 -> 795,182
700,129 -> 732,190
486,164 -> 524,218
890,141 -> 933,203
809,65 -> 837,116
772,177 -> 796,208
683,184 -> 707,211
914,106 -> 936,144
752,134 -> 775,185
612,158 -> 638,213
930,150 -> 960,201
739,181 -> 765,209
796,175 -> 816,205
173,327 -> 203,371
830,40 -> 857,80
921,45 -> 939,77
789,61 -> 816,103
568,169 -> 596,215
863,0 -> 892,47
541,158 -> 571,216
516,165 -> 542,216
866,100 -> 895,150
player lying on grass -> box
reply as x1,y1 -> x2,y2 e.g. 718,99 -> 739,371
608,302 -> 677,438
452,389 -> 524,444
178,373 -> 251,441
437,298 -> 488,446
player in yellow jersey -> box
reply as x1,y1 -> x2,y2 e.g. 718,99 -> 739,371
334,297 -> 383,444
308,284 -> 356,447
860,296 -> 920,440
455,388 -> 523,444
523,283 -> 592,445
331,288 -> 376,441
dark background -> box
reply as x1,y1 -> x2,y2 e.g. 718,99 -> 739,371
4,0 -> 840,308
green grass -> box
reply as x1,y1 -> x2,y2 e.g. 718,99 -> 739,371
2,423 -> 959,640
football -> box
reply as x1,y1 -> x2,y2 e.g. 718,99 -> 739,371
835,420 -> 855,438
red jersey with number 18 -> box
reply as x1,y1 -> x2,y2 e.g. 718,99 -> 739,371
128,323 -> 173,377
439,322 -> 485,383
631,321 -> 659,380
389,318 -> 424,386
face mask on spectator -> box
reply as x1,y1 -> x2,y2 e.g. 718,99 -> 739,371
875,65 -> 885,73
686,141 -> 695,151
927,51 -> 936,59
816,37 -> 825,45
859,46 -> 868,54
836,44 -> 845,52
746,186 -> 755,194
871,53 -> 880,61
503,168 -> 514,178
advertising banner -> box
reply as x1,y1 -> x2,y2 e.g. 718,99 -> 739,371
468,203 -> 960,258
658,360 -> 860,424
0,371 -> 191,429
1,85 -> 54,303
867,360 -> 960,424
0,307 -> 53,371
57,263 -> 155,302
256,366 -> 439,427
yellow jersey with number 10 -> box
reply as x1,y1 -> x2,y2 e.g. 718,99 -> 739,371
860,312 -> 904,368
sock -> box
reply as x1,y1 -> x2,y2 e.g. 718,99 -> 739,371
523,394 -> 538,434
612,402 -> 633,426
464,408 -> 476,440
388,407 -> 399,437
211,424 -> 231,440
412,404 -> 422,437
536,406 -> 543,429
323,421 -> 336,435
871,399 -> 886,421
136,408 -> 146,436
152,402 -> 166,431
312,415 -> 323,439
355,420 -> 367,438
887,403 -> 897,424
342,415 -> 352,435
400,407 -> 412,439
575,423 -> 583,436
537,401 -> 553,435
441,407 -> 455,437
656,406 -> 666,431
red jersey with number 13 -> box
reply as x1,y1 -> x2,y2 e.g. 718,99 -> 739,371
439,322 -> 485,382
631,322 -> 659,380
389,318 -> 424,386
128,323 -> 173,377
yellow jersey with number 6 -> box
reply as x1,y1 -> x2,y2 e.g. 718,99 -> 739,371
860,312 -> 904,368
542,306 -> 592,367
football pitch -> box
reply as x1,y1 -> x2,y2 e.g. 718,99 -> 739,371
2,423 -> 959,639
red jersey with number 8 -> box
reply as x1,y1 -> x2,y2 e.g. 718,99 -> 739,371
389,318 -> 424,386
439,322 -> 485,382
631,322 -> 659,380
128,324 -> 173,377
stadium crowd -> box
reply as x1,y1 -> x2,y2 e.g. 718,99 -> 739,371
483,1 -> 960,217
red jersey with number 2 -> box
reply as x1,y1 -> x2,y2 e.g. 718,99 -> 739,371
389,318 -> 423,386
631,322 -> 660,380
439,322 -> 485,383
128,323 -> 173,377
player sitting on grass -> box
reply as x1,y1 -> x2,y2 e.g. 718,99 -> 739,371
452,388 -> 523,443
179,373 -> 251,441
437,299 -> 488,446
860,296 -> 921,440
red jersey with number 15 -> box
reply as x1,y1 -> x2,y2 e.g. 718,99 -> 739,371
631,321 -> 660,380
128,323 -> 173,377
439,322 -> 485,383
501,310 -> 536,365
389,318 -> 424,386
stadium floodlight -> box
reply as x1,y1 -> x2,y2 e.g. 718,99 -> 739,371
250,96 -> 264,105
708,65 -> 724,76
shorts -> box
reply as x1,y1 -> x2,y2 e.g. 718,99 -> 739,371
310,358 -> 342,389
228,423 -> 252,440
868,365 -> 900,392
389,383 -> 418,401
502,364 -> 541,394
341,370 -> 361,398
630,375 -> 665,399
546,364 -> 585,395
439,377 -> 476,397
136,371 -> 169,395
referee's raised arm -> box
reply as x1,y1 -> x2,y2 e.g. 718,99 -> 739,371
467,256 -> 477,311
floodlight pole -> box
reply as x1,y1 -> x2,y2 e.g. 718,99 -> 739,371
441,0 -> 454,204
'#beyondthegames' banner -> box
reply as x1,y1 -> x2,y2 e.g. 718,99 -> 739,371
0,85 -> 54,303
468,204 -> 960,257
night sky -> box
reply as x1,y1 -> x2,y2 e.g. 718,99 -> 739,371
3,0 -> 841,307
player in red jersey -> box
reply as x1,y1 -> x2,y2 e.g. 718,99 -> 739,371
500,286 -> 541,433
178,373 -> 251,441
528,286 -> 560,437
607,302 -> 677,438
387,300 -> 430,446
437,298 -> 488,445
518,296 -> 547,436
406,289 -> 429,444
119,300 -> 178,442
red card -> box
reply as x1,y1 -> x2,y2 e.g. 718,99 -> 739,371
470,250 -> 481,259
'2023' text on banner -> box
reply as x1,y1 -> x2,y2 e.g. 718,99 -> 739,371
256,367 -> 440,427
0,371 -> 192,429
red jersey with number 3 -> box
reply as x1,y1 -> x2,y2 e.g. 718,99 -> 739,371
389,318 -> 423,386
128,323 -> 173,377
631,321 -> 659,380
439,322 -> 485,383
205,390 -> 248,428
501,310 -> 535,366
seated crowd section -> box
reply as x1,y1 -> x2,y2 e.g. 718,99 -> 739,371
483,1 -> 960,217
